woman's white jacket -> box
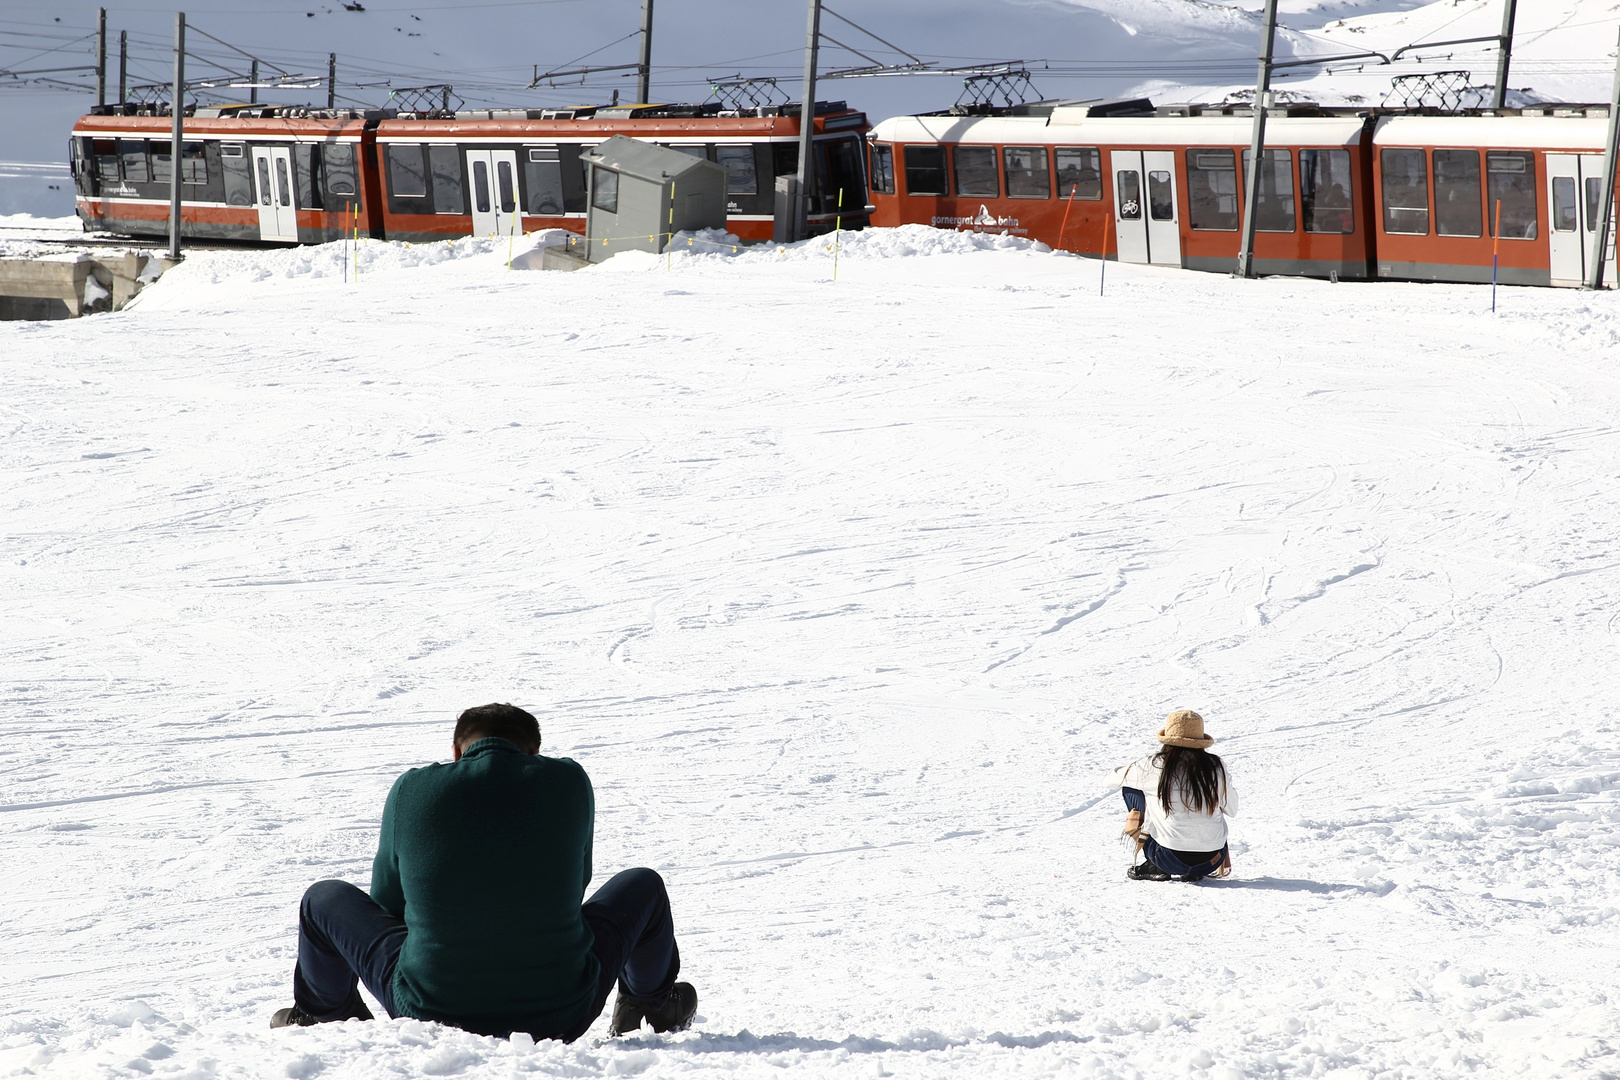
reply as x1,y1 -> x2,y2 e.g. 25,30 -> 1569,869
1111,754 -> 1238,852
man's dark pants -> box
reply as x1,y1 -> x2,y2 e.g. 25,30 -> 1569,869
293,867 -> 680,1042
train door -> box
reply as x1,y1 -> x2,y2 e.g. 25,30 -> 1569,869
1547,154 -> 1618,287
1143,149 -> 1182,267
251,146 -> 298,242
465,148 -> 521,236
1112,150 -> 1150,264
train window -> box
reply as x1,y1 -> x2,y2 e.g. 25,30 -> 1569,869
954,146 -> 998,197
903,145 -> 946,196
524,146 -> 565,215
1551,177 -> 1578,231
1585,177 -> 1603,231
1004,146 -> 1050,198
869,143 -> 895,194
1433,150 -> 1482,237
324,142 -> 358,198
428,145 -> 464,214
592,166 -> 619,214
1116,170 -> 1142,220
151,141 -> 173,184
471,159 -> 491,213
773,142 -> 799,179
1380,148 -> 1429,234
1148,170 -> 1173,220
118,140 -> 150,184
1185,149 -> 1238,230
276,156 -> 293,207
1299,149 -> 1353,234
1486,151 -> 1536,239
181,142 -> 208,184
93,139 -> 120,183
1056,147 -> 1101,200
389,144 -> 428,197
1241,148 -> 1294,232
256,157 -> 273,205
497,160 -> 516,213
715,144 -> 759,196
221,146 -> 253,206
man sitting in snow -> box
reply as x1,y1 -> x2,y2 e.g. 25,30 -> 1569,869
269,703 -> 697,1041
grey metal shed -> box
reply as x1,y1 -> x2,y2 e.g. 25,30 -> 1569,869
575,135 -> 728,262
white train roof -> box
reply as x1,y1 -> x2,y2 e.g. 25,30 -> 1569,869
1372,114 -> 1610,151
870,112 -> 1367,147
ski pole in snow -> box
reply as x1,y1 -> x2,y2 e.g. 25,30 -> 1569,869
833,187 -> 842,282
1101,208 -> 1111,296
1057,182 -> 1077,252
667,181 -> 675,271
1492,199 -> 1501,312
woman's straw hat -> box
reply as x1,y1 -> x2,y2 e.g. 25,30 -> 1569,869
1156,709 -> 1215,749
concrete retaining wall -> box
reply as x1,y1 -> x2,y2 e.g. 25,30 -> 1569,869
0,252 -> 172,321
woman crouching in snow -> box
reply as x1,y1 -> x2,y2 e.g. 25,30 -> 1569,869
1112,709 -> 1237,882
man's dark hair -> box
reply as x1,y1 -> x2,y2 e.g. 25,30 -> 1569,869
454,703 -> 541,754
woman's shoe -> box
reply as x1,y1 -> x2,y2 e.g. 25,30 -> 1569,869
1126,860 -> 1171,882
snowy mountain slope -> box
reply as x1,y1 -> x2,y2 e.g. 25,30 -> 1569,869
5,0 -> 1619,217
3,230 -> 1620,1078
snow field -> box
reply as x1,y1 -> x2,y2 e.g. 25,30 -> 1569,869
3,226 -> 1620,1079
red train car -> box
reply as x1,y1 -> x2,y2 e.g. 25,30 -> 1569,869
70,109 -> 374,243
1371,112 -> 1616,287
70,101 -> 872,245
372,102 -> 870,243
869,101 -> 1619,287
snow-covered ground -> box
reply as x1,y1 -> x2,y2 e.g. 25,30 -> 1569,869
4,228 -> 1620,1080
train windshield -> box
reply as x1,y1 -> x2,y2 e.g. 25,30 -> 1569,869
817,136 -> 866,214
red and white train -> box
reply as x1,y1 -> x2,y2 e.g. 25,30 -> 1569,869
867,100 -> 1618,287
69,100 -> 872,245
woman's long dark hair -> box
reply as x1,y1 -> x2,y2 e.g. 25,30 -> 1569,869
1155,745 -> 1226,814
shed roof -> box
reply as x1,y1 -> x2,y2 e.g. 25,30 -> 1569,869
581,134 -> 721,183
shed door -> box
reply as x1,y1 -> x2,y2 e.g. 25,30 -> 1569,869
251,146 -> 298,243
1112,150 -> 1150,265
1144,149 -> 1182,267
465,148 -> 522,236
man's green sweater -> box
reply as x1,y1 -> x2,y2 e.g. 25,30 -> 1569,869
369,737 -> 601,1038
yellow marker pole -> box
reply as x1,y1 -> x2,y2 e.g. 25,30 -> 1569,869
833,187 -> 843,282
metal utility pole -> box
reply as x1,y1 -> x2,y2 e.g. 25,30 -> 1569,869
328,53 -> 336,108
1586,26 -> 1620,290
1491,0 -> 1518,109
637,0 -> 654,103
793,0 -> 823,241
250,59 -> 258,105
118,30 -> 127,104
96,8 -> 107,106
1235,0 -> 1279,278
168,11 -> 186,261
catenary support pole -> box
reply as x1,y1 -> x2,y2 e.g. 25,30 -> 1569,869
1235,0 -> 1279,278
637,0 -> 654,103
118,30 -> 127,104
794,0 -> 823,242
168,12 -> 186,262
250,59 -> 258,105
1586,26 -> 1620,290
328,53 -> 336,109
96,8 -> 106,107
1491,0 -> 1518,110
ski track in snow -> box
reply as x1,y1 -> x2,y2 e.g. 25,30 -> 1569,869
3,226 -> 1620,1079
